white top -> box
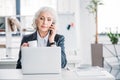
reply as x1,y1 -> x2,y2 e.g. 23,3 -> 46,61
37,31 -> 49,47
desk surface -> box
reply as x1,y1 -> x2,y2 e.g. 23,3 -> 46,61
0,58 -> 17,64
0,67 -> 115,80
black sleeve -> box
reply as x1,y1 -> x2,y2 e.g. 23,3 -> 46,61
16,36 -> 28,69
57,35 -> 67,68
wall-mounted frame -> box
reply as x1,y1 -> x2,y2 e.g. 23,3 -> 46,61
0,17 -> 5,32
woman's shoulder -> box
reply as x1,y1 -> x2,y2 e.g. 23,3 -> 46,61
22,31 -> 37,40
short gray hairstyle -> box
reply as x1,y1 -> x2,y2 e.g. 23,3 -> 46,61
32,7 -> 57,29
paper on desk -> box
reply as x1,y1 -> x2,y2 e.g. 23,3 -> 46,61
75,68 -> 105,77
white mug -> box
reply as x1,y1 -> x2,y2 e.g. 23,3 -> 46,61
28,40 -> 37,47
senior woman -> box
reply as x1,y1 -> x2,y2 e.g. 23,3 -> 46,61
16,7 -> 67,69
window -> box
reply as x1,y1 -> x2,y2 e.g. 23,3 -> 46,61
98,0 -> 120,33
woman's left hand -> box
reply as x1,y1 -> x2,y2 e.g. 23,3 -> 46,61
48,24 -> 56,43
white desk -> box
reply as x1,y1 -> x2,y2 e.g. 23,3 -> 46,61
74,67 -> 115,80
0,67 -> 115,80
0,58 -> 17,69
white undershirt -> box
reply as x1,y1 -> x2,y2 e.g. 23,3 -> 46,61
37,31 -> 49,47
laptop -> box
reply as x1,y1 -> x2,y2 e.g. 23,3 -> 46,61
21,47 -> 61,74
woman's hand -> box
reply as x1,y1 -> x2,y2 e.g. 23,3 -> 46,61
21,43 -> 29,47
48,24 -> 56,43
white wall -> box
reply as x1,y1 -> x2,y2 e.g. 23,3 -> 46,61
21,0 -> 57,15
79,0 -> 95,65
57,0 -> 81,50
58,0 -> 97,65
57,0 -> 96,65
0,0 -> 16,16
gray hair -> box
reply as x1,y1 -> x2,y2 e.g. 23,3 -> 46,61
32,7 -> 57,29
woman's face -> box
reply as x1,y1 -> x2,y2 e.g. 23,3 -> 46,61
35,12 -> 54,32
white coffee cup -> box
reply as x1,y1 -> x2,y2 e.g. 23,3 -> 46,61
28,40 -> 37,47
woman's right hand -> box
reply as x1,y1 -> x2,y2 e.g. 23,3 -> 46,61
21,43 -> 29,47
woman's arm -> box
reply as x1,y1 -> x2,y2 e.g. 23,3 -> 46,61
56,35 -> 67,68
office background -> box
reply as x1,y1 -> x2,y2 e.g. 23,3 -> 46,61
0,0 -> 120,79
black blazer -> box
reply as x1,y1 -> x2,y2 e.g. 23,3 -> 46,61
16,31 -> 67,69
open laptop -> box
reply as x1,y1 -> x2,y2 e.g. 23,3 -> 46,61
21,47 -> 61,74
